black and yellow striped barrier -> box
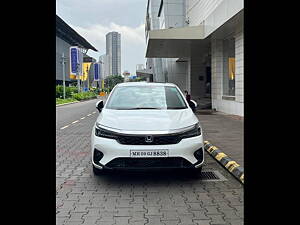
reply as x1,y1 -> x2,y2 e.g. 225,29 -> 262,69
204,141 -> 244,184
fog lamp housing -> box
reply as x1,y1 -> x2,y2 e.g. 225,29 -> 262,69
93,149 -> 104,165
194,148 -> 203,161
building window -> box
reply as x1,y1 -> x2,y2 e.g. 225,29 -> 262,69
222,38 -> 235,97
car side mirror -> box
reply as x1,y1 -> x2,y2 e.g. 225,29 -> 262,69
189,100 -> 197,112
96,100 -> 104,112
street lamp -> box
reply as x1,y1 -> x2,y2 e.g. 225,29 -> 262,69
86,64 -> 90,91
61,52 -> 67,99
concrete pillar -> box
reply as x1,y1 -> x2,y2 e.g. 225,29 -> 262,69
235,27 -> 244,104
190,56 -> 206,100
211,38 -> 223,110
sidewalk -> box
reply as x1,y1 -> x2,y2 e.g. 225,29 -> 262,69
196,111 -> 244,167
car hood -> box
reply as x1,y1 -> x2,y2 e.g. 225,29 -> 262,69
96,109 -> 199,131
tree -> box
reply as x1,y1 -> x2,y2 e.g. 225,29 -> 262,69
104,75 -> 124,91
128,77 -> 147,82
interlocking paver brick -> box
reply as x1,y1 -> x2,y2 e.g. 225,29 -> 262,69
192,210 -> 210,220
178,214 -> 195,225
115,216 -> 131,224
219,209 -> 241,220
130,220 -> 148,225
161,211 -> 180,221
205,206 -> 223,215
56,101 -> 244,225
193,220 -> 211,225
81,216 -> 99,224
163,221 -> 180,225
225,218 -> 244,225
145,206 -> 163,216
188,203 -> 204,210
63,222 -> 83,225
208,214 -> 227,224
56,210 -> 71,218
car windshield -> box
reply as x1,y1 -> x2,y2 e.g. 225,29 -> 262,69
105,86 -> 188,110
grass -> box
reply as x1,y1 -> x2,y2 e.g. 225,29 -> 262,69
56,98 -> 79,105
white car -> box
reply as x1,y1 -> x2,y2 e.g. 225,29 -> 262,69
91,82 -> 204,175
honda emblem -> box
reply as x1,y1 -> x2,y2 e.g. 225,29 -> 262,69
145,135 -> 153,143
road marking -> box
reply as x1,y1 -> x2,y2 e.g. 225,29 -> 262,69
92,111 -> 96,114
81,117 -> 85,120
72,120 -> 79,124
60,125 -> 69,130
87,114 -> 92,116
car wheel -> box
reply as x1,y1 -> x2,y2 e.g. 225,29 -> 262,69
92,165 -> 105,176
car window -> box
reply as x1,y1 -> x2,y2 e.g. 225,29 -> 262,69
105,86 -> 187,110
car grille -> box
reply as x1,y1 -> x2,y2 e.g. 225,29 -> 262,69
105,157 -> 194,169
117,135 -> 181,145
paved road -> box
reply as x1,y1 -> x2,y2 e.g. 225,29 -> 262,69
56,98 -> 102,129
56,101 -> 244,225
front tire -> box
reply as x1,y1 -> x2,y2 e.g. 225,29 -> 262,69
93,165 -> 105,176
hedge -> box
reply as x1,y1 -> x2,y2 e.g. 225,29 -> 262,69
56,85 -> 78,98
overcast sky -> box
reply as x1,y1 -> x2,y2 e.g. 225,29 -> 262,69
56,0 -> 148,75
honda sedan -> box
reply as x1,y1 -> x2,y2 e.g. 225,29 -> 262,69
91,82 -> 204,175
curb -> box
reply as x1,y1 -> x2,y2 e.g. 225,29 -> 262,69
56,97 -> 98,107
204,141 -> 244,184
56,101 -> 80,107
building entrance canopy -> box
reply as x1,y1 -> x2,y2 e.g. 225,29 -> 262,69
136,68 -> 153,82
145,25 -> 209,58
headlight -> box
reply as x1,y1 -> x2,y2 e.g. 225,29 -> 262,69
95,123 -> 118,139
179,123 -> 201,139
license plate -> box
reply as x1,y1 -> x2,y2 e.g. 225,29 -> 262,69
130,150 -> 169,158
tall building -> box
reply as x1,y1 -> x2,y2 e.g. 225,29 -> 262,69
106,31 -> 121,76
145,0 -> 244,116
99,54 -> 108,79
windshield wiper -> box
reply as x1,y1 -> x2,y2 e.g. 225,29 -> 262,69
167,107 -> 187,109
122,107 -> 163,110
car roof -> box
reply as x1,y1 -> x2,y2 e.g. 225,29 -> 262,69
116,82 -> 177,87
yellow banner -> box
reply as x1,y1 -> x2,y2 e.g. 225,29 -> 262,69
81,63 -> 92,81
228,57 -> 235,80
69,74 -> 76,80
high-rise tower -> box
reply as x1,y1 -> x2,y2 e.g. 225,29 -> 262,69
106,31 -> 121,76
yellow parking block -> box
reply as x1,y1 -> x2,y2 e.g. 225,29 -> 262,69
240,174 -> 244,183
207,145 -> 218,154
215,152 -> 227,161
228,162 -> 240,172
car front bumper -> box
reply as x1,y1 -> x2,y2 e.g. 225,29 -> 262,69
91,128 -> 204,170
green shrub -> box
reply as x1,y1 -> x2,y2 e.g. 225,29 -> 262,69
72,91 -> 97,101
56,85 -> 63,98
56,98 -> 78,105
56,85 -> 79,98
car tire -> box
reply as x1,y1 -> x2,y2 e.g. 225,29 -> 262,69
92,165 -> 105,176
